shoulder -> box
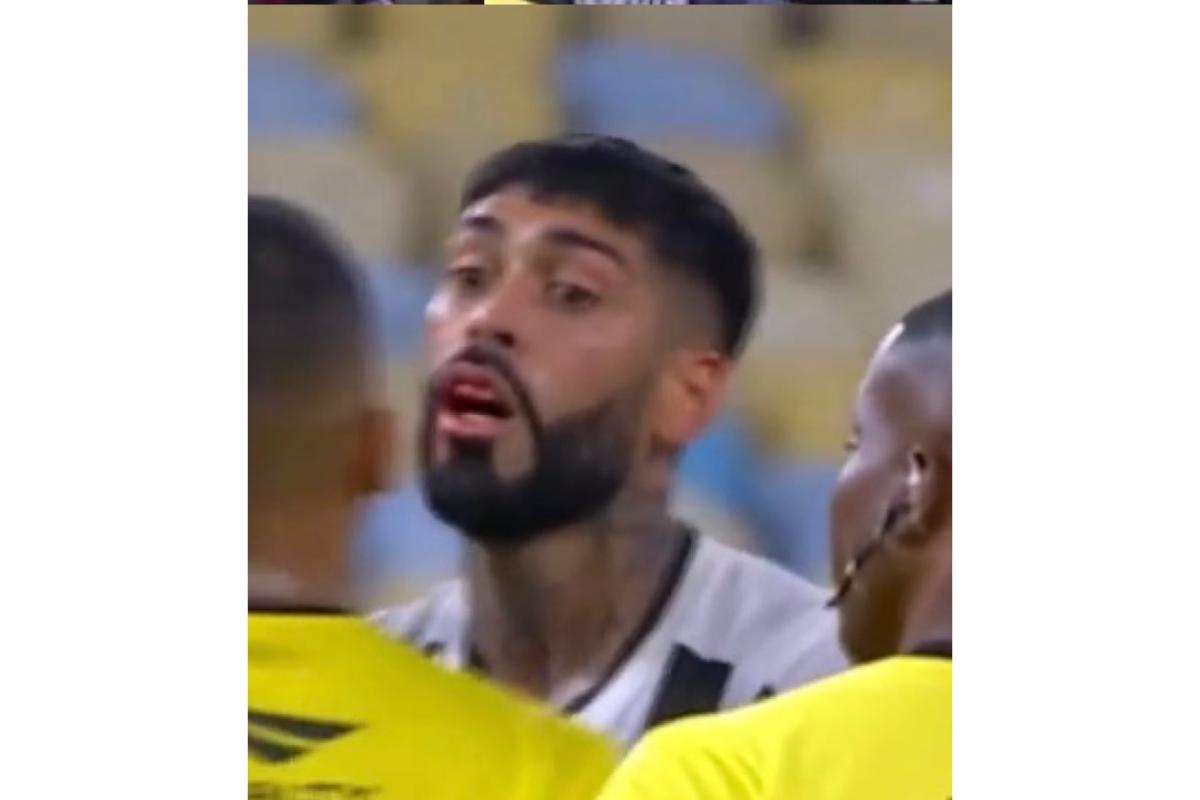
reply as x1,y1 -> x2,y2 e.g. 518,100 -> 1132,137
601,670 -> 878,799
681,537 -> 848,683
739,657 -> 950,730
369,579 -> 465,646
620,672 -> 840,774
599,711 -> 761,800
694,536 -> 830,618
427,663 -> 619,798
535,711 -> 621,798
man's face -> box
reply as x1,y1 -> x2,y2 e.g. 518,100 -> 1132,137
829,337 -> 947,662
419,188 -> 666,544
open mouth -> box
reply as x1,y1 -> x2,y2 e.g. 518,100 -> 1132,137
434,363 -> 518,443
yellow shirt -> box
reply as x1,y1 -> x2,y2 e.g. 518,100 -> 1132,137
598,654 -> 951,800
249,612 -> 617,800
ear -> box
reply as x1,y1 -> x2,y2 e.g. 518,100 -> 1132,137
347,408 -> 398,498
651,349 -> 730,450
895,443 -> 951,547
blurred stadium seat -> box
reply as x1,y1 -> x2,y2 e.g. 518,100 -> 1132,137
581,7 -> 777,61
338,11 -> 558,154
248,136 -> 414,265
754,459 -> 841,583
749,266 -> 871,357
818,5 -> 952,61
364,265 -> 437,360
249,47 -> 359,137
248,7 -> 340,53
647,141 -> 804,265
556,41 -> 787,150
678,413 -> 759,521
354,485 -> 463,607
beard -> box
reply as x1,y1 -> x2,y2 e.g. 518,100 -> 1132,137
418,356 -> 646,548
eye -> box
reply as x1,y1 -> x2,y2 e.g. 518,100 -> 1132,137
547,281 -> 599,311
447,265 -> 488,294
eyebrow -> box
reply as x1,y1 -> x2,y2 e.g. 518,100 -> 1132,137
452,214 -> 629,271
460,212 -> 501,232
541,227 -> 629,271
442,214 -> 501,257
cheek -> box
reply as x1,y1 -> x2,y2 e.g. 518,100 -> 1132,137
424,294 -> 465,362
534,321 -> 645,414
830,458 -> 888,567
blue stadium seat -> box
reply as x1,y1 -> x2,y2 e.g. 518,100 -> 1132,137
555,42 -> 788,149
752,459 -> 841,584
353,484 -> 463,602
678,412 -> 758,522
249,47 -> 358,138
362,265 -> 437,360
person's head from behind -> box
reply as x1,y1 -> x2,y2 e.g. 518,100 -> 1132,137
249,196 -> 394,570
420,135 -> 759,545
829,290 -> 952,663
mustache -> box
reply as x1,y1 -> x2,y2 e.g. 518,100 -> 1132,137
425,343 -> 544,441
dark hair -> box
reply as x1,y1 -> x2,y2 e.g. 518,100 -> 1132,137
899,289 -> 951,344
248,195 -> 367,409
460,135 -> 760,356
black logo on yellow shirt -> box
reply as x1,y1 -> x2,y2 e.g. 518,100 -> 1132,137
249,709 -> 361,764
248,782 -> 379,799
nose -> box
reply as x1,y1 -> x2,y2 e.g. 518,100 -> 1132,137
464,276 -> 525,351
470,324 -> 516,350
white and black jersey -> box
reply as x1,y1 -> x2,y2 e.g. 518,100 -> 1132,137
373,531 -> 849,748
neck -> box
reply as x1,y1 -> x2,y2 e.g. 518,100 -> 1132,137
465,487 -> 684,706
898,544 -> 952,654
248,505 -> 354,612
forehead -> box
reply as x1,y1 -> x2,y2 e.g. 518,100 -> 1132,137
455,189 -> 653,265
856,338 -> 951,437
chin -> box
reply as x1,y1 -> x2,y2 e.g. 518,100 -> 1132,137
838,597 -> 901,665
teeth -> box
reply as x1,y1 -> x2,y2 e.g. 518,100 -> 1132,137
443,375 -> 511,419
453,383 -> 496,400
449,389 -> 504,416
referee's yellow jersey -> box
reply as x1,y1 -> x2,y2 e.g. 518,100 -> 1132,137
597,647 -> 951,800
250,611 -> 618,800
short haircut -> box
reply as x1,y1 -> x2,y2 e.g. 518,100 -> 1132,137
898,289 -> 951,345
248,195 -> 368,417
460,135 -> 760,357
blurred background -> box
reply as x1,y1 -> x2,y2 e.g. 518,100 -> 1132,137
248,5 -> 950,606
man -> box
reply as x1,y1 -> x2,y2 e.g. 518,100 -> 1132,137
374,135 -> 847,748
596,290 -> 952,799
247,195 -> 616,800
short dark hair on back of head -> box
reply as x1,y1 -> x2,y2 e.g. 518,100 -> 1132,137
899,289 -> 952,345
460,135 -> 760,357
248,195 -> 368,413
